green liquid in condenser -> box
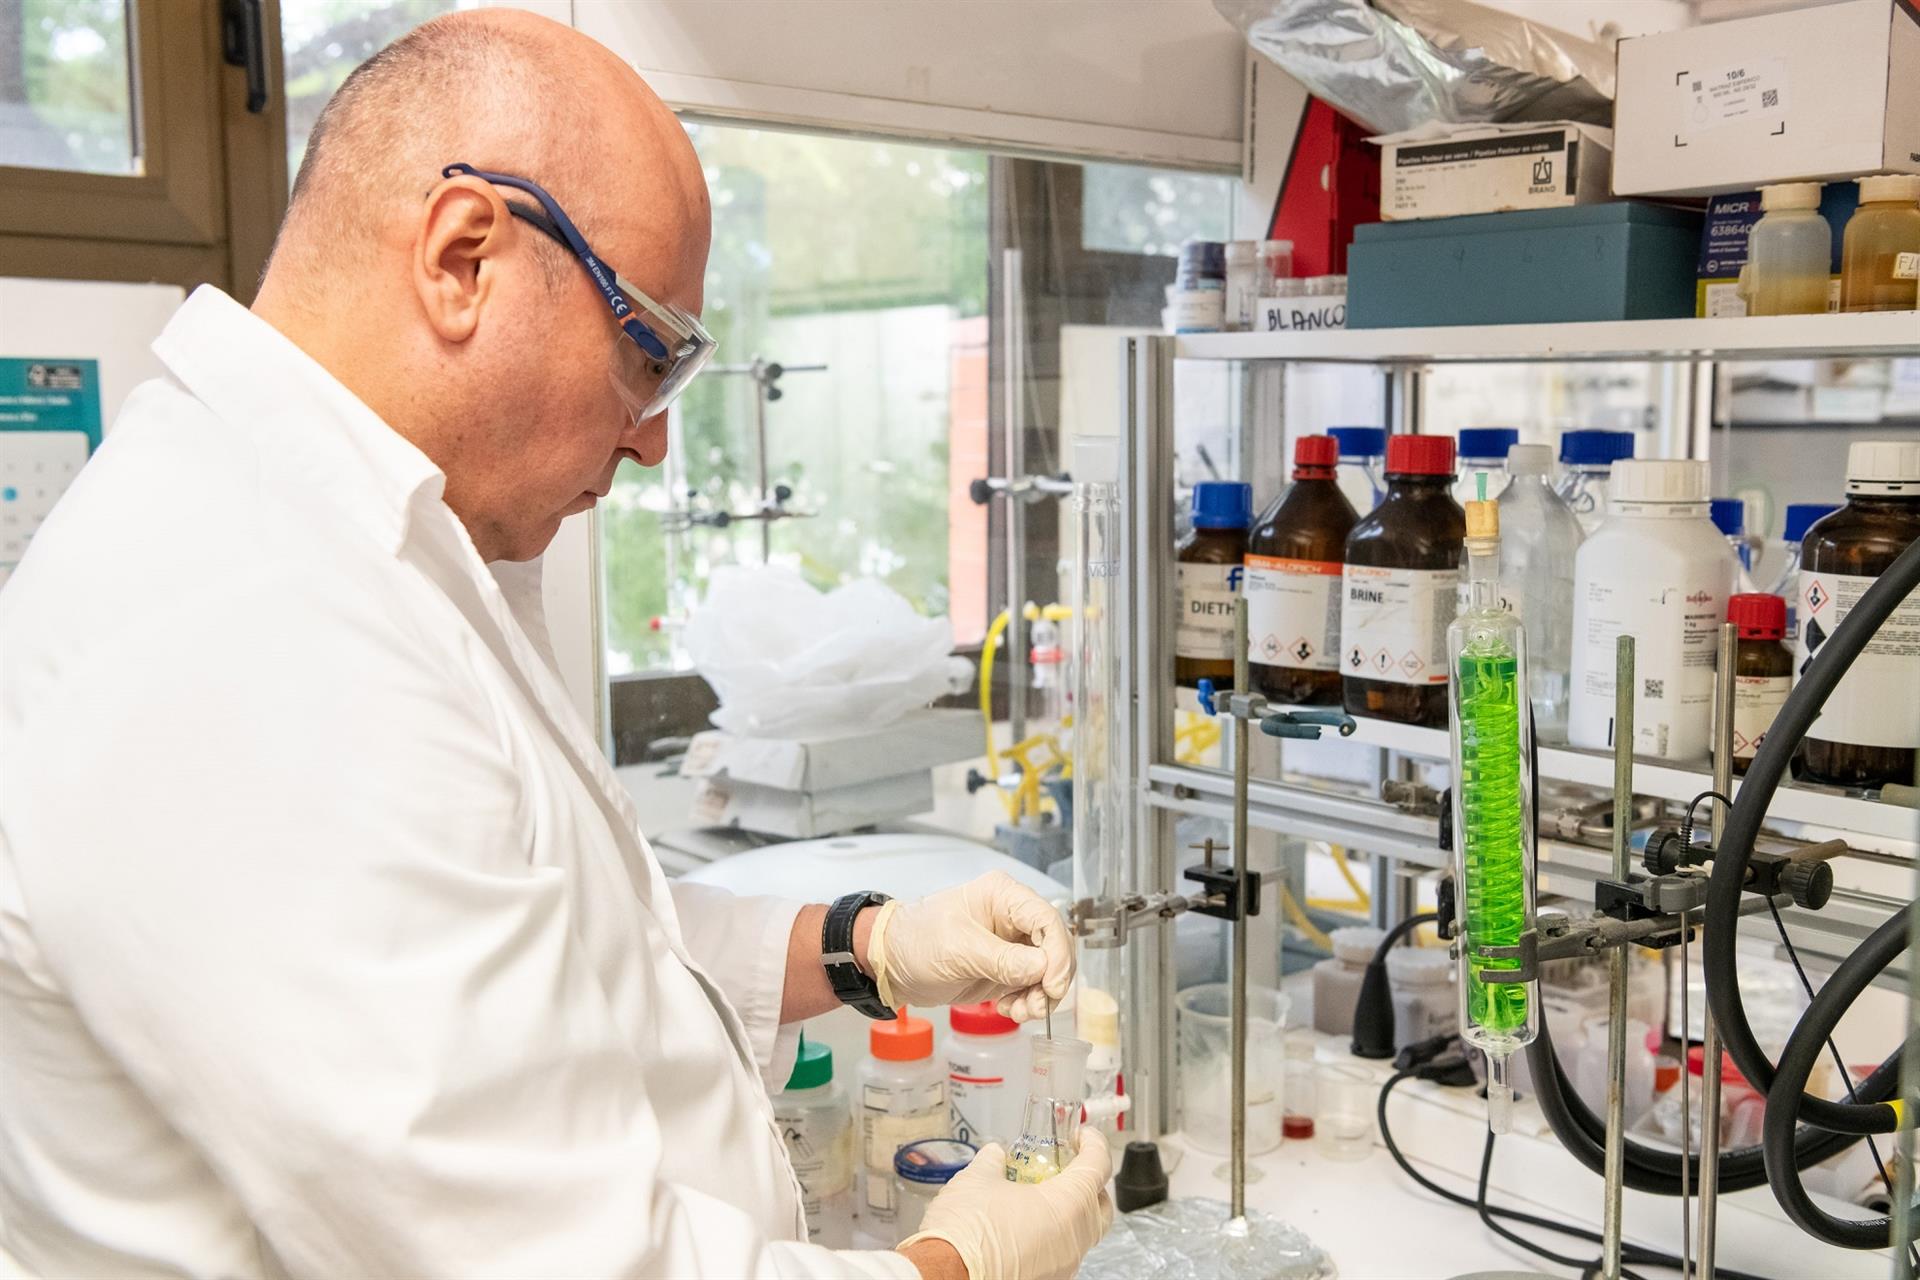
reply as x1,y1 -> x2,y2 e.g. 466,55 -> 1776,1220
1456,646 -> 1530,1036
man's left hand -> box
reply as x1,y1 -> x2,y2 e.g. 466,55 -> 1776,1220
866,871 -> 1072,1020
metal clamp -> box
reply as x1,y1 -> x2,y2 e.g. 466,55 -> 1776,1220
1194,678 -> 1357,740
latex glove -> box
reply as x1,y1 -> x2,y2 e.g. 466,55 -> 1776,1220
867,871 -> 1072,1021
899,1132 -> 1113,1280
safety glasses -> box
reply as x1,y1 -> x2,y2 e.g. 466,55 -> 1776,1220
440,163 -> 716,422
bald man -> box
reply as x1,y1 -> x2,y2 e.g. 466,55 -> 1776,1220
0,12 -> 1111,1279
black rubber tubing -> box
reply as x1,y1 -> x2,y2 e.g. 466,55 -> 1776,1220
1761,906 -> 1910,1248
1704,534 -> 1920,1134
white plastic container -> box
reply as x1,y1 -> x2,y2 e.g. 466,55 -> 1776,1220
946,1002 -> 1025,1148
1568,460 -> 1734,761
853,1010 -> 948,1248
1386,946 -> 1459,1051
774,1037 -> 854,1248
1497,444 -> 1585,743
1739,183 -> 1832,316
1310,925 -> 1383,1037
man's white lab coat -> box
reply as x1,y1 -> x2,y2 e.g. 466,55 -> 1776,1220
0,287 -> 915,1279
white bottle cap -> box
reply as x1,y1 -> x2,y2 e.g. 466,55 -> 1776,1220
1225,240 -> 1259,261
1609,458 -> 1709,504
1857,174 -> 1920,205
1385,945 -> 1454,987
1329,925 -> 1385,963
1846,440 -> 1920,495
1760,182 -> 1822,212
1072,435 -> 1119,485
1506,443 -> 1553,476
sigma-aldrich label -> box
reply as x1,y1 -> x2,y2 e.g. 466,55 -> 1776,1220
1338,565 -> 1456,686
1798,571 -> 1920,749
1569,579 -> 1721,760
1245,554 -> 1342,671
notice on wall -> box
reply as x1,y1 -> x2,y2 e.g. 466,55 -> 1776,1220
1,357 -> 102,590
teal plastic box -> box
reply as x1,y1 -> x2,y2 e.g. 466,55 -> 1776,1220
1347,202 -> 1704,328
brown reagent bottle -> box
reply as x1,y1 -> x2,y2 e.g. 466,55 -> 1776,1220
1721,593 -> 1792,777
1174,481 -> 1251,691
1796,442 -> 1920,789
1341,435 -> 1464,728
1246,434 -> 1356,705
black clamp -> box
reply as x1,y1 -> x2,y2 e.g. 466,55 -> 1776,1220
1182,839 -> 1262,922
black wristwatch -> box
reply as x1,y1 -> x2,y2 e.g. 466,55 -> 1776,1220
822,891 -> 896,1020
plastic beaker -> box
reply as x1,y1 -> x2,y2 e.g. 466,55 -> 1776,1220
1282,1031 -> 1317,1140
1315,1062 -> 1375,1161
1175,983 -> 1287,1155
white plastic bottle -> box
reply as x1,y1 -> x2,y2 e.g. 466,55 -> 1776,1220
1327,426 -> 1387,514
1496,444 -> 1585,743
853,1011 -> 948,1249
774,1036 -> 854,1248
1568,460 -> 1734,761
946,1002 -> 1025,1148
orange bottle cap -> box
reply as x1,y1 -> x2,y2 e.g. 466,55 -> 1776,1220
871,1008 -> 935,1060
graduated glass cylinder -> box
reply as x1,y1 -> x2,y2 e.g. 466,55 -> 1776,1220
1446,532 -> 1539,1133
1069,437 -> 1128,1129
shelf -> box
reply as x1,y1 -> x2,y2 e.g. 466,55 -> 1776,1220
1329,714 -> 1918,850
1172,312 -> 1920,366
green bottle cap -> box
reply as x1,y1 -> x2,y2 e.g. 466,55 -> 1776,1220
784,1034 -> 834,1090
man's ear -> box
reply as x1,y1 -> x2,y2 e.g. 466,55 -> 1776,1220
413,174 -> 512,343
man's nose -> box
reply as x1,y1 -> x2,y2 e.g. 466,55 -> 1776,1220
624,411 -> 670,468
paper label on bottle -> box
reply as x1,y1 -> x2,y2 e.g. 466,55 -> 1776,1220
1796,571 -> 1920,749
860,1083 -> 948,1170
1727,674 -> 1790,760
1245,554 -> 1341,672
1894,252 -> 1920,281
1175,561 -> 1243,661
776,1103 -> 852,1242
948,1054 -> 1011,1148
1570,579 -> 1723,759
1338,565 -> 1457,686
1677,58 -> 1789,141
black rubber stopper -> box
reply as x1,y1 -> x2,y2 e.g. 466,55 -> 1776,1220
1114,1140 -> 1169,1213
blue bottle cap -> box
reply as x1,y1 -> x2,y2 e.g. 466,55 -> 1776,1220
1558,430 -> 1637,467
1176,239 -> 1227,282
895,1139 -> 979,1185
1190,481 -> 1253,530
1710,498 -> 1745,537
1327,426 -> 1387,460
1456,428 -> 1520,462
1783,502 -> 1841,542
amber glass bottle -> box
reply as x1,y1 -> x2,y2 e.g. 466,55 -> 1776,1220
1341,435 -> 1464,727
1721,594 -> 1792,777
1797,442 -> 1920,788
1174,481 -> 1251,691
1838,175 -> 1920,313
1246,435 -> 1356,705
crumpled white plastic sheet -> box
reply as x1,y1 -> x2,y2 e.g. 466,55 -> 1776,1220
1077,1196 -> 1339,1280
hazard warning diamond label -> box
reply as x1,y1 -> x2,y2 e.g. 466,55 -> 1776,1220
1804,580 -> 1829,615
1400,650 -> 1425,676
1290,636 -> 1314,663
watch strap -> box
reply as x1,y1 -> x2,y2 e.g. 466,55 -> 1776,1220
823,891 -> 895,1020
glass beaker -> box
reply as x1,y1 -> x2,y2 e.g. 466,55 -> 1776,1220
1175,983 -> 1287,1156
1316,1062 -> 1376,1161
1282,1031 -> 1318,1140
1005,1036 -> 1092,1183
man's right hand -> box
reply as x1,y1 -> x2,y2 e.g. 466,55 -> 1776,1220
897,1131 -> 1113,1280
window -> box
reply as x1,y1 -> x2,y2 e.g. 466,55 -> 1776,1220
1,0 -> 136,176
603,125 -> 991,674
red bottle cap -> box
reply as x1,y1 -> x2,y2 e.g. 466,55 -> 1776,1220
949,1000 -> 1019,1036
1294,434 -> 1338,469
1727,593 -> 1786,640
1385,434 -> 1455,477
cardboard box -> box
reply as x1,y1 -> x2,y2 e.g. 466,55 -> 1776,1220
1371,122 -> 1613,221
1614,0 -> 1920,198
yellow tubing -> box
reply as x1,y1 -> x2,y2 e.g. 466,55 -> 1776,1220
1278,883 -> 1334,950
979,604 -> 1077,821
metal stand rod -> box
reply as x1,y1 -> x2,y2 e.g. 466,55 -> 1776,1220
1229,600 -> 1252,1221
1697,622 -> 1739,1280
1602,634 -> 1635,1280
1001,248 -> 1028,749
751,380 -> 771,561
